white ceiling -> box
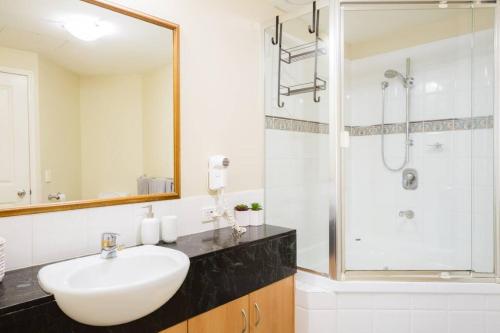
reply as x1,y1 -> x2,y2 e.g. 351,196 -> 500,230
344,9 -> 468,45
269,0 -> 315,13
0,0 -> 172,76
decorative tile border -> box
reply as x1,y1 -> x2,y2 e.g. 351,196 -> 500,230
265,115 -> 329,134
266,115 -> 493,136
346,116 -> 493,136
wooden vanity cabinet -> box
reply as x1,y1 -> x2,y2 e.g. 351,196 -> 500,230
188,295 -> 249,333
186,276 -> 294,333
249,276 -> 294,333
159,321 -> 187,333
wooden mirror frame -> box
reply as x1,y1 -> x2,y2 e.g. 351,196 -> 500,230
0,0 -> 180,217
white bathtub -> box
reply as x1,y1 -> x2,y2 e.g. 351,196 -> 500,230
295,271 -> 500,333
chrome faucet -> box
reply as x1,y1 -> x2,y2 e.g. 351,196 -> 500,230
101,232 -> 119,259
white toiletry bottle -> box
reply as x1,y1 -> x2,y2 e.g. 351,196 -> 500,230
141,205 -> 160,245
161,215 -> 178,243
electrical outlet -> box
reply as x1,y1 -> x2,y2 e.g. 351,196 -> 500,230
201,207 -> 217,222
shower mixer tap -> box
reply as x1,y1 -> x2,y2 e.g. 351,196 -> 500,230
402,168 -> 418,190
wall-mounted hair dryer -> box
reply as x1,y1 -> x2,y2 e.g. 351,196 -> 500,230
207,155 -> 245,235
208,155 -> 230,191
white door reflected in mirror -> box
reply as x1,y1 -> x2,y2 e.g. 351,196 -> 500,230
0,71 -> 30,207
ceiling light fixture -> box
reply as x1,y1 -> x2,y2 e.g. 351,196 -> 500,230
64,17 -> 113,42
438,1 -> 448,9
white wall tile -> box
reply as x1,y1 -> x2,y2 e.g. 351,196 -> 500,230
296,283 -> 337,310
0,215 -> 33,270
411,311 -> 447,333
338,310 -> 373,333
265,128 -> 330,273
449,311 -> 485,333
296,307 -> 337,333
338,293 -> 373,309
372,294 -> 411,310
296,273 -> 500,333
85,204 -> 139,254
296,306 -> 310,333
411,294 -> 448,310
373,310 -> 410,333
485,312 -> 500,333
449,295 -> 486,311
0,189 -> 263,271
486,296 -> 500,311
33,210 -> 88,265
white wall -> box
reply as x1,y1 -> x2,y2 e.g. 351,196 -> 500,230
110,0 -> 275,196
143,65 -> 173,178
344,30 -> 495,272
80,74 -> 144,199
0,46 -> 38,74
39,57 -> 82,203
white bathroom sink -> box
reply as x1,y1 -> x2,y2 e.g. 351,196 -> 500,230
38,245 -> 190,326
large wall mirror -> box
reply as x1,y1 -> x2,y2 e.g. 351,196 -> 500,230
0,0 -> 180,217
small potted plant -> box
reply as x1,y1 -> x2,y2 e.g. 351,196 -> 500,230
249,202 -> 264,226
234,204 -> 250,226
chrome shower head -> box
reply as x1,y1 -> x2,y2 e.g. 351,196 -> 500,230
384,69 -> 414,88
384,69 -> 404,80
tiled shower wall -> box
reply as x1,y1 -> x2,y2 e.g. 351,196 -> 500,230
264,19 -> 330,274
344,30 -> 495,272
265,126 -> 329,273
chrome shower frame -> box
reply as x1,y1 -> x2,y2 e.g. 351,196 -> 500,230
330,0 -> 500,282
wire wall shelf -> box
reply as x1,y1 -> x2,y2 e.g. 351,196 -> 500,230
281,41 -> 327,64
280,78 -> 327,96
271,1 -> 326,108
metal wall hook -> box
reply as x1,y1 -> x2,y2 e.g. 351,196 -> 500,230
277,22 -> 285,108
271,16 -> 279,45
308,1 -> 317,34
312,9 -> 321,103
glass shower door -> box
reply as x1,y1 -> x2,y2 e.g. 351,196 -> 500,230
341,5 -> 495,272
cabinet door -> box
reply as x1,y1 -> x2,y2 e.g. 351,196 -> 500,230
159,321 -> 187,333
249,276 -> 294,333
188,296 -> 249,333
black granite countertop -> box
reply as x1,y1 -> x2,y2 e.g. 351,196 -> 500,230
0,224 -> 294,318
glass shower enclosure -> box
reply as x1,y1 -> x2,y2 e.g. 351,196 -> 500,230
265,1 -> 497,279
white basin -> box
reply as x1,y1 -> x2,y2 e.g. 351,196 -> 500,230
38,245 -> 189,326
